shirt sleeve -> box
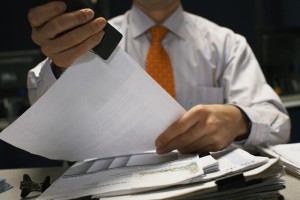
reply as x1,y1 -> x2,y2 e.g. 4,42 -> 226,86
27,58 -> 57,105
220,33 -> 291,149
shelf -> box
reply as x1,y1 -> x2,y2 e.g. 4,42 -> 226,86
0,118 -> 10,131
281,94 -> 300,108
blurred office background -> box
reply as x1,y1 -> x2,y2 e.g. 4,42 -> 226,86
0,0 -> 299,168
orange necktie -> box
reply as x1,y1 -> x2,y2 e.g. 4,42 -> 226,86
146,25 -> 176,98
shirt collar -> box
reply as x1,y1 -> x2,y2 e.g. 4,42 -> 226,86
129,4 -> 186,40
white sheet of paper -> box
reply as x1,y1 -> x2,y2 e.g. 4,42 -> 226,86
269,143 -> 300,167
0,47 -> 186,161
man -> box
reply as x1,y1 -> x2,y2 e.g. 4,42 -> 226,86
27,0 -> 290,155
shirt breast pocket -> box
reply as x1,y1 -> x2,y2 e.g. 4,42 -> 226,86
197,86 -> 224,105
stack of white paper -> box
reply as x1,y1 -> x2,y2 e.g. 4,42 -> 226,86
37,152 -> 207,200
36,148 -> 284,200
191,148 -> 269,183
259,143 -> 300,178
94,153 -> 284,200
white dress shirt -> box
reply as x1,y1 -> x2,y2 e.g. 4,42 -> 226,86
27,5 -> 290,149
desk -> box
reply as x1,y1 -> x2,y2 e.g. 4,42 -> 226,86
0,167 -> 68,200
0,167 -> 300,199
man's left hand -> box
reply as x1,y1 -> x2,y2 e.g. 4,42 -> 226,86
155,104 -> 249,154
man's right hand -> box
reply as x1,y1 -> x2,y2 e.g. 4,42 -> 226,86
28,1 -> 106,68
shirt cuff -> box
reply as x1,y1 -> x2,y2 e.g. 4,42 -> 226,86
231,104 -> 267,148
41,58 -> 59,85
226,103 -> 252,143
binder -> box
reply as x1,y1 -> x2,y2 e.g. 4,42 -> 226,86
0,179 -> 12,194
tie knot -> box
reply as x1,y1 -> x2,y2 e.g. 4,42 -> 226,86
148,25 -> 168,42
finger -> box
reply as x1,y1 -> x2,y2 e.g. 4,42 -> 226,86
43,9 -> 96,39
156,121 -> 205,154
177,135 -> 212,154
155,105 -> 205,148
28,1 -> 67,27
180,132 -> 232,154
199,144 -> 221,153
50,31 -> 105,67
42,18 -> 106,54
33,9 -> 97,45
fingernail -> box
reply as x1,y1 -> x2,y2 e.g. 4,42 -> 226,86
155,139 -> 162,148
156,148 -> 163,154
96,18 -> 106,28
84,9 -> 94,20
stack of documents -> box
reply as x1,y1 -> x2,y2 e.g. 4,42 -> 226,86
259,143 -> 300,179
36,148 -> 285,200
0,179 -> 12,194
